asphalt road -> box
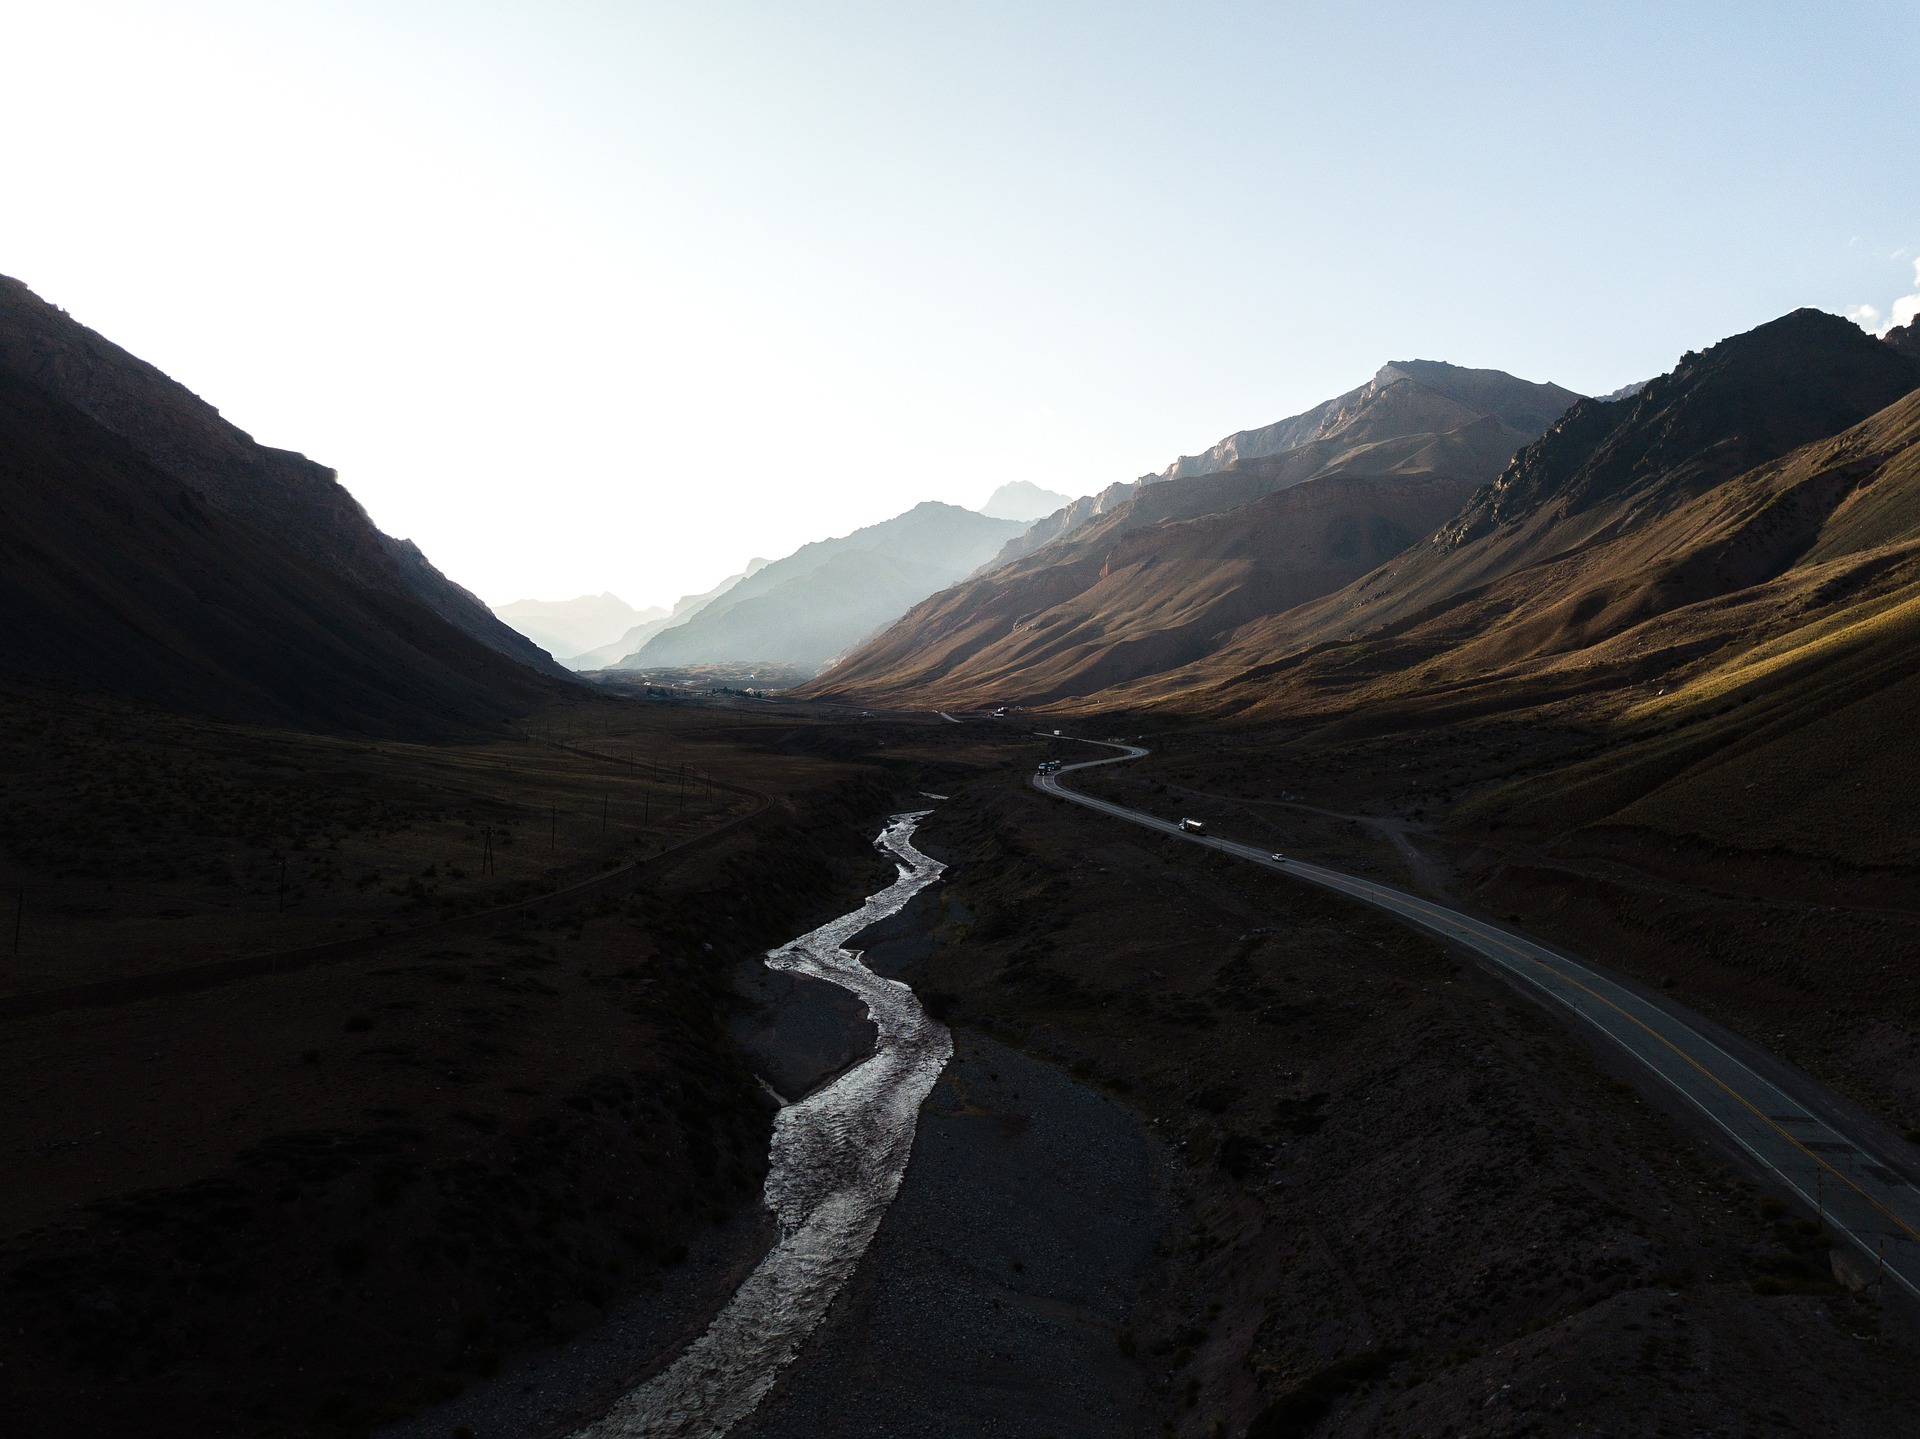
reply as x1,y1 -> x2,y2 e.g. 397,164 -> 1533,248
1034,737 -> 1920,1301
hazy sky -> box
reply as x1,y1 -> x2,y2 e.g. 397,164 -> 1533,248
4,2 -> 1917,611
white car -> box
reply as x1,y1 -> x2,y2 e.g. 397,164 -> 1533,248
1271,852 -> 1286,863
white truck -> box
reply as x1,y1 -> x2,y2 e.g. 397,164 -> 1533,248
1178,818 -> 1205,834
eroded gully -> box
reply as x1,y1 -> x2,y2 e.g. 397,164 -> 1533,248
572,811 -> 949,1439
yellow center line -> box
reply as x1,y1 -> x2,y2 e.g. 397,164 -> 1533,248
1366,887 -> 1920,1247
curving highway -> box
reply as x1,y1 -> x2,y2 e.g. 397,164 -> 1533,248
1034,736 -> 1920,1300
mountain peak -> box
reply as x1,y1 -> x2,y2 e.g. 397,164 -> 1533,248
1157,363 -> 1579,487
980,479 -> 1074,522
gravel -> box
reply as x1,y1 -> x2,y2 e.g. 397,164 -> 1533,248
734,1031 -> 1162,1439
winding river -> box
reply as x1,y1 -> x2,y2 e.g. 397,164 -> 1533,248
573,811 -> 950,1439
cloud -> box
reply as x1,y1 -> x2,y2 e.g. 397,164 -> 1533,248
1851,258 -> 1920,336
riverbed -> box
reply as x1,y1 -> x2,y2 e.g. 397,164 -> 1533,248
571,811 -> 950,1439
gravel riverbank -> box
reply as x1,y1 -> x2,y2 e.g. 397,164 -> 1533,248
735,1030 -> 1162,1439
381,1207 -> 777,1439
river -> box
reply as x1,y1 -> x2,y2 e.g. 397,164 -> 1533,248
571,811 -> 949,1439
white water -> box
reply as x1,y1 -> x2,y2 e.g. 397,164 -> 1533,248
572,812 -> 949,1439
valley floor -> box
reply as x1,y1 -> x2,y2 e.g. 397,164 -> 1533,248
11,697 -> 1920,1438
851,718 -> 1920,1437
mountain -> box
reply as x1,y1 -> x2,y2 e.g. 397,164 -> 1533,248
982,363 -> 1582,573
1102,308 -> 1920,718
980,480 -> 1075,522
1887,315 -> 1920,361
0,277 -> 571,733
566,560 -> 769,670
1453,380 -> 1920,853
1160,360 -> 1581,485
622,502 -> 1027,673
803,361 -> 1580,706
0,275 -> 568,681
493,592 -> 660,660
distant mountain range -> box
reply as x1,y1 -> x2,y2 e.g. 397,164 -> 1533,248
561,560 -> 771,670
616,502 -> 1027,674
549,485 -> 1077,676
805,360 -> 1580,705
0,275 -> 570,734
493,592 -> 663,660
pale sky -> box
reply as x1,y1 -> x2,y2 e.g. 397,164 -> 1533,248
4,1 -> 1916,611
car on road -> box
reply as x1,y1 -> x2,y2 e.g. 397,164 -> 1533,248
1270,852 -> 1286,862
1178,818 -> 1205,833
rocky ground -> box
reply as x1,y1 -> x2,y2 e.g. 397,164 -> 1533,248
888,734 -> 1920,1438
729,865 -> 1164,1439
738,1032 -> 1160,1439
367,716 -> 1920,1439
34,700 -> 1914,1438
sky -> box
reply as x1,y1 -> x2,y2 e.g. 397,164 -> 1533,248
3,2 -> 1917,612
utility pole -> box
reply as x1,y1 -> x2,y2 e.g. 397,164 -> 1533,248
1817,1169 -> 1825,1232
277,857 -> 288,914
602,792 -> 609,833
482,825 -> 493,876
11,888 -> 21,957
551,807 -> 557,851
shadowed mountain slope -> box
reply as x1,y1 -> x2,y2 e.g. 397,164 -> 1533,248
1431,383 -> 1920,860
0,274 -> 567,680
624,502 -> 1026,673
0,294 -> 570,735
804,362 -> 1578,706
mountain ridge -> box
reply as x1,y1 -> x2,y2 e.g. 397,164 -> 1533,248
1078,309 -> 1920,719
0,277 -> 570,681
803,361 -> 1580,705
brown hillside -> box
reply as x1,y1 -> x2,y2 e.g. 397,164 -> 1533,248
804,363 -> 1574,707
1095,381 -> 1920,877
1454,384 -> 1920,857
1101,309 -> 1920,719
